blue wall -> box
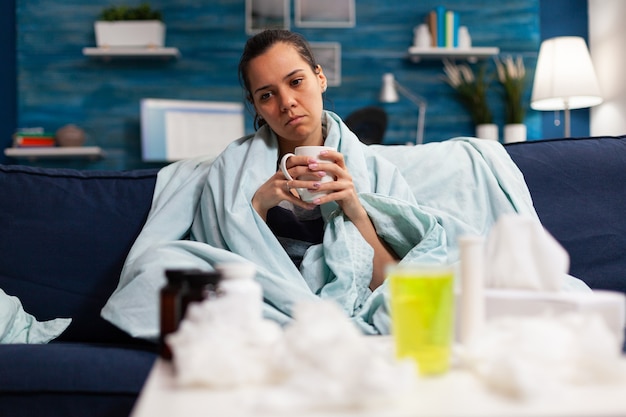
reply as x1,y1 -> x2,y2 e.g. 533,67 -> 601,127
2,0 -> 588,169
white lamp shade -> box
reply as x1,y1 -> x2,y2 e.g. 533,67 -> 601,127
379,73 -> 399,103
531,36 -> 603,111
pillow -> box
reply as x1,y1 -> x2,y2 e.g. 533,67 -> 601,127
0,288 -> 71,344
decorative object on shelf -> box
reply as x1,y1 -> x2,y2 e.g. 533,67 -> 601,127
531,36 -> 603,137
413,24 -> 432,48
458,26 -> 471,49
495,55 -> 528,143
443,59 -> 495,139
379,73 -> 427,145
13,128 -> 56,148
56,124 -> 86,147
95,3 -> 165,49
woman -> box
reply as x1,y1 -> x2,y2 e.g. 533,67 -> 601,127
239,29 -> 398,291
102,30 -> 451,339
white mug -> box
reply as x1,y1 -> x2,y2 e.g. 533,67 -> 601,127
279,146 -> 335,202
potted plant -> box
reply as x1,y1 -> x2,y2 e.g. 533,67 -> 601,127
495,55 -> 528,143
95,3 -> 165,49
443,59 -> 497,140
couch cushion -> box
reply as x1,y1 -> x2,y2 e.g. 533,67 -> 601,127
0,343 -> 156,393
0,165 -> 159,344
505,136 -> 626,294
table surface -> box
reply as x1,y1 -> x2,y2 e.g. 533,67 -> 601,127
131,348 -> 626,417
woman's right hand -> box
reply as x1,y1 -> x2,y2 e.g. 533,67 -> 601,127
251,169 -> 316,221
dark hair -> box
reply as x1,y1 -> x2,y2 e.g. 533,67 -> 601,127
238,29 -> 319,129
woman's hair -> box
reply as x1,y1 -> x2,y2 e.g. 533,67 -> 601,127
238,29 -> 319,129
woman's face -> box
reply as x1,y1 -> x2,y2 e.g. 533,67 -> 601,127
247,42 -> 327,149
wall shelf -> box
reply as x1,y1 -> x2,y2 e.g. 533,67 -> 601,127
407,46 -> 500,63
4,146 -> 105,161
82,47 -> 181,60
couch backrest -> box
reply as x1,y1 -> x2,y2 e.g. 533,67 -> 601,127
0,164 -> 159,345
505,136 -> 626,294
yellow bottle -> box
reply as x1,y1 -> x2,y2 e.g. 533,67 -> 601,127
389,264 -> 454,376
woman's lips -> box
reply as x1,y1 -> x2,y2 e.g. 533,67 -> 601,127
286,115 -> 304,126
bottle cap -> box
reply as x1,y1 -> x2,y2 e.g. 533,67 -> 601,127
216,263 -> 256,281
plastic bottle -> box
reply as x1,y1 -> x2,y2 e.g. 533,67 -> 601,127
458,235 -> 485,346
216,263 -> 262,325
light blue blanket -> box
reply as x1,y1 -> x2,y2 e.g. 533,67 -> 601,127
101,111 -> 537,339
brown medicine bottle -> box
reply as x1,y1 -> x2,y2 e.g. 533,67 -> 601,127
180,270 -> 222,317
159,269 -> 188,360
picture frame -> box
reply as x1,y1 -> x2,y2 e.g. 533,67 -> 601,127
310,42 -> 341,87
295,0 -> 355,28
246,0 -> 290,35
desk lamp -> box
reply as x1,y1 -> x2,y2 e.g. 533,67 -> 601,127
531,36 -> 602,137
379,73 -> 427,145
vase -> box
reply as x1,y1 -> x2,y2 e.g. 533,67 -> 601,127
504,124 -> 527,144
475,124 -> 498,141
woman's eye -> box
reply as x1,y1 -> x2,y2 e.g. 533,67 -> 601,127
291,78 -> 303,87
259,92 -> 272,101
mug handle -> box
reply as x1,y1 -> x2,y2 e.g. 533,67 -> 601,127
279,153 -> 295,180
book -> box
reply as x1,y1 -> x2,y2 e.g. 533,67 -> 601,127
435,6 -> 446,47
445,10 -> 459,48
427,7 -> 461,49
13,134 -> 56,147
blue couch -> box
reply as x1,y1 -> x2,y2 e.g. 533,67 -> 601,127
0,136 -> 625,417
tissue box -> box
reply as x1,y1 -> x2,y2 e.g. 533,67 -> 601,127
476,289 -> 626,343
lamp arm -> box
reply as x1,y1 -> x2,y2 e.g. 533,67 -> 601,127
395,81 -> 427,145
394,81 -> 427,108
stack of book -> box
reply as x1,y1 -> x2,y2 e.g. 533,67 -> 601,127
427,6 -> 460,48
13,131 -> 56,148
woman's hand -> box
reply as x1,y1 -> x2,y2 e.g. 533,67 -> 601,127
251,169 -> 316,221
287,150 -> 399,289
302,150 -> 365,219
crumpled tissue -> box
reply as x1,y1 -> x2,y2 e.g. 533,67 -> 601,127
458,311 -> 626,399
167,298 -> 416,411
485,214 -> 568,291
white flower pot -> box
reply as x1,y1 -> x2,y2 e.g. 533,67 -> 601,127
475,124 -> 499,141
95,21 -> 165,48
504,123 -> 527,144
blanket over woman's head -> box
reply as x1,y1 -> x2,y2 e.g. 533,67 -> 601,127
101,111 -> 535,339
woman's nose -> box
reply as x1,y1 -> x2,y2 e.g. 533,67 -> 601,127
279,92 -> 296,111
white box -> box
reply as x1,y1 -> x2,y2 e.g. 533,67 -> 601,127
457,289 -> 626,343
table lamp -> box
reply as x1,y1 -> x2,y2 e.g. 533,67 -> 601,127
379,73 -> 427,145
530,36 -> 602,137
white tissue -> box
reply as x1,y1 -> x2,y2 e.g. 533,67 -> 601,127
167,297 -> 416,411
485,214 -> 568,291
167,298 -> 284,388
459,312 -> 626,399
